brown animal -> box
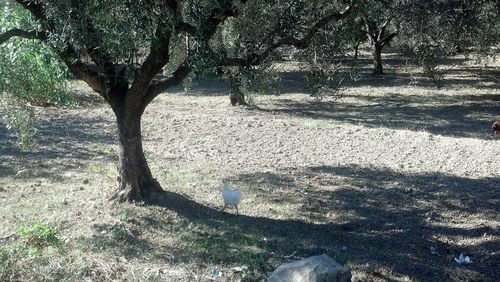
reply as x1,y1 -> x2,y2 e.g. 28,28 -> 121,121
492,121 -> 499,136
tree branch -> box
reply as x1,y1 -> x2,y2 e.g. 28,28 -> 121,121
142,62 -> 192,110
14,0 -> 47,22
138,1 -> 250,106
13,0 -> 109,98
65,5 -> 117,83
361,15 -> 377,43
218,5 -> 352,68
276,5 -> 352,49
128,19 -> 173,105
0,28 -> 46,45
380,31 -> 397,47
377,18 -> 391,42
122,0 -> 247,112
59,43 -> 107,96
176,22 -> 197,35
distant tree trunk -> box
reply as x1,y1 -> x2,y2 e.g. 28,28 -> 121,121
372,44 -> 383,75
229,75 -> 248,106
353,42 -> 360,60
112,101 -> 163,202
363,17 -> 397,76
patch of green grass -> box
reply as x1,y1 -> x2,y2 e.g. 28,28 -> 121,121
88,162 -> 103,174
0,103 -> 37,151
0,246 -> 15,280
118,210 -> 131,222
0,222 -> 66,280
0,241 -> 98,281
303,119 -> 330,129
95,144 -> 118,159
16,222 -> 62,254
155,168 -> 210,189
87,162 -> 117,180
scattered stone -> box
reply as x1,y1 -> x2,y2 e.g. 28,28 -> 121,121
268,254 -> 351,282
118,256 -> 127,263
83,179 -> 89,185
210,267 -> 222,277
231,266 -> 248,272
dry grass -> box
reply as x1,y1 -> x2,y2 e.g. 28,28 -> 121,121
1,53 -> 499,281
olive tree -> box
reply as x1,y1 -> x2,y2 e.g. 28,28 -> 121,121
0,0 -> 352,202
396,0 -> 500,66
353,0 -> 499,75
210,0 -> 352,105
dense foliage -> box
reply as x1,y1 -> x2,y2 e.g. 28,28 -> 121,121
0,4 -> 71,106
355,0 -> 500,75
0,3 -> 73,149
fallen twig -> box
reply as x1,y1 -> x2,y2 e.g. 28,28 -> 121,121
0,233 -> 18,242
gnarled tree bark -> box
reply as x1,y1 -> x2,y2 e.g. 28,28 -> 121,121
112,105 -> 163,202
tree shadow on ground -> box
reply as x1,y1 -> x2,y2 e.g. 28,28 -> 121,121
279,57 -> 499,94
86,165 -> 498,281
0,114 -> 116,180
156,55 -> 499,140
171,54 -> 491,98
165,76 -> 230,97
253,91 -> 500,139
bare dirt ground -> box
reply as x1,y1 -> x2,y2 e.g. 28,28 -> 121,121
1,54 -> 499,281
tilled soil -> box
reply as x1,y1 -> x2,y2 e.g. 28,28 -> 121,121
1,57 -> 499,281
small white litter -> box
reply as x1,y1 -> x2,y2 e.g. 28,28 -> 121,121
454,253 -> 472,265
210,267 -> 222,277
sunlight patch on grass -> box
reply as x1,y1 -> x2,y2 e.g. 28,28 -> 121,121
303,119 -> 330,129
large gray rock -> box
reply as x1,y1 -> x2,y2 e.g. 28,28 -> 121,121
268,254 -> 351,282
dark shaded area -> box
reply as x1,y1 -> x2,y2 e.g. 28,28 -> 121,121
86,165 -> 498,281
278,54 -> 499,93
252,91 -> 500,139
162,54 -> 499,140
0,113 -> 116,180
174,55 -> 498,98
164,75 -> 230,97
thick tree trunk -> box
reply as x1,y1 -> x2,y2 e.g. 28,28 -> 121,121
372,44 -> 383,75
112,108 -> 163,203
229,75 -> 248,106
